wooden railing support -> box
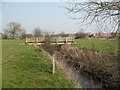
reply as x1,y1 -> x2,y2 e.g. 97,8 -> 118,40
52,55 -> 55,74
26,37 -> 28,44
25,37 -> 75,44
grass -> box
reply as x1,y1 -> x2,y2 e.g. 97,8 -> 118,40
2,39 -> 75,88
67,39 -> 119,87
71,39 -> 118,54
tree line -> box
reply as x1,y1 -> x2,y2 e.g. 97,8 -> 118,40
0,22 -> 87,39
0,22 -> 43,39
0,21 -> 119,40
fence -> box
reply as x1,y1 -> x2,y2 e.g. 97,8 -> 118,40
25,36 -> 75,45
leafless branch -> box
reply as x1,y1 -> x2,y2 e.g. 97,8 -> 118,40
64,0 -> 120,33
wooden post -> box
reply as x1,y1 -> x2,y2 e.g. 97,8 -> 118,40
65,37 -> 67,43
55,38 -> 57,44
52,55 -> 55,74
29,38 -> 31,42
26,37 -> 28,43
72,37 -> 74,43
36,38 -> 38,43
56,38 -> 59,44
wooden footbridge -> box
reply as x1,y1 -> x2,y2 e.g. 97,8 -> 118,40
25,37 -> 76,45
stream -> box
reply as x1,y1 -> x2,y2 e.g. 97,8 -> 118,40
40,47 -> 102,88
55,59 -> 102,88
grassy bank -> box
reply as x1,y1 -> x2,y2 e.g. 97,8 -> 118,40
2,40 -> 75,88
71,39 -> 118,54
41,42 -> 119,88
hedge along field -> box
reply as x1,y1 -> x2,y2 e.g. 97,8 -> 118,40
2,40 -> 75,88
71,39 -> 118,54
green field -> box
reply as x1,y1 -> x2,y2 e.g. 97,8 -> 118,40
2,40 -> 75,88
71,39 -> 118,54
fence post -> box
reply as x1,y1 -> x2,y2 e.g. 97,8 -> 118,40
36,38 -> 38,43
57,38 -> 58,44
55,37 -> 58,44
72,37 -> 74,43
52,55 -> 55,74
65,37 -> 67,43
26,37 -> 28,43
29,38 -> 31,42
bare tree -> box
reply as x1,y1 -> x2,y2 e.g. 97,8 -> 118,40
4,22 -> 25,39
0,33 -> 2,36
42,30 -> 54,37
33,28 -> 43,37
2,33 -> 8,39
25,34 -> 33,38
20,28 -> 26,39
65,0 -> 120,33
75,29 -> 87,39
58,31 -> 65,37
2,29 -> 9,39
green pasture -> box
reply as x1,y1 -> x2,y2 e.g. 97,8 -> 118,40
2,40 -> 75,88
71,39 -> 118,54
